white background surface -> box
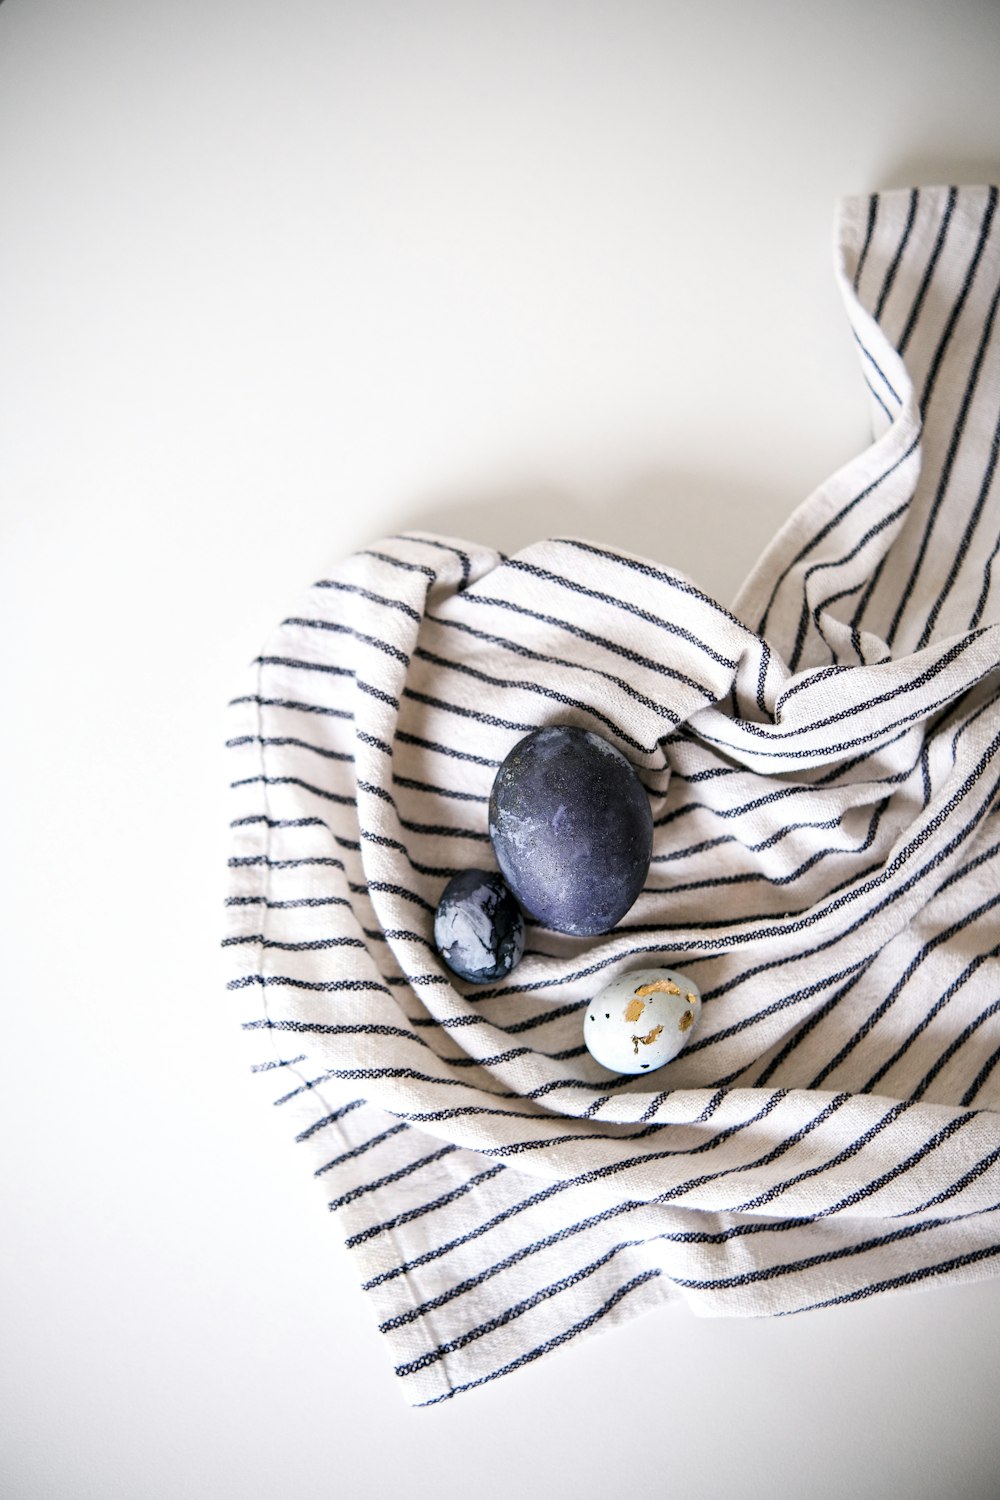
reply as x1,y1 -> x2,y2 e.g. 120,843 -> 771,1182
3,2 -> 1000,1496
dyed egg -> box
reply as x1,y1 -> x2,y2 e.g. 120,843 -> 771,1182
434,868 -> 526,982
583,967 -> 702,1074
488,724 -> 653,936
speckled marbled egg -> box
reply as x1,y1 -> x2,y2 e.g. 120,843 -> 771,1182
433,869 -> 526,983
488,724 -> 653,936
583,967 -> 702,1074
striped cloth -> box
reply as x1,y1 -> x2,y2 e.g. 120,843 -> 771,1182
224,184 -> 1000,1406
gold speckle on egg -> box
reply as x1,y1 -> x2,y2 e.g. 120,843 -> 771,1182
624,997 -> 646,1023
635,979 -> 682,998
679,1010 -> 694,1031
631,1023 -> 665,1055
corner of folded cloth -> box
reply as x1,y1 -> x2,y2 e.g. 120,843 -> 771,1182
224,184 -> 1000,1406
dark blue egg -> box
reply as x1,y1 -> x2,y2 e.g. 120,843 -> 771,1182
488,725 -> 653,936
433,869 -> 526,982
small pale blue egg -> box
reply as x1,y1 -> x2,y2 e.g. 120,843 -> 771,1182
583,967 -> 702,1075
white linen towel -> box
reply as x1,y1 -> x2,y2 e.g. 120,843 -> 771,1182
225,185 -> 1000,1405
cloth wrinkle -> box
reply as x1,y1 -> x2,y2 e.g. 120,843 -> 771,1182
225,185 -> 1000,1405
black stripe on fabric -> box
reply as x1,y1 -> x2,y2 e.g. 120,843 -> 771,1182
370,1168 -> 999,1322
753,965 -> 870,1086
813,1113 -> 977,1220
379,1219 -> 649,1332
229,815 -> 328,829
669,1203 -> 1000,1294
962,1037 -> 1000,1107
727,628 -> 985,747
313,1121 -> 410,1177
227,735 -> 354,763
969,523 -> 1000,629
777,662 -> 855,711
226,894 -> 352,910
392,773 -> 488,804
329,1144 -> 460,1211
231,774 -> 356,805
874,186 -> 919,323
414,1271 -> 662,1404
410,997 -> 586,1036
363,879 -> 437,913
397,533 -> 472,588
412,645 -> 668,753
360,548 -> 437,580
904,1150 -> 1000,1213
366,1092 -> 792,1265
422,612 -> 692,730
890,269 -> 1000,648
312,577 -> 422,623
356,780 -> 488,840
232,976 -> 392,996
357,730 -> 394,756
395,1239 -> 645,1377
783,1241 -> 1000,1316
789,499 -> 909,671
394,729 -> 502,769
730,1099 -> 910,1214
862,372 -> 894,425
853,190 -> 988,645
402,687 -> 539,736
359,1095 -> 771,1294
460,591 -> 717,698
809,893 -> 1000,1090
229,693 -> 353,721
356,677 -> 400,709
898,186 -> 957,355
344,1164 -> 507,1243
648,801 -> 885,898
757,431 -> 921,638
919,400 -> 1000,647
501,558 -> 739,670
354,824 -> 466,877
222,934 -> 367,952
256,654 -> 355,679
227,855 -> 345,871
755,639 -> 771,716
274,1060 -> 523,1098
390,1194 -> 995,1339
919,185 -> 997,415
273,1070 -> 356,1108
557,538 -> 754,635
907,997 -> 1000,1103
283,616 -> 411,666
692,662 -> 989,763
861,940 -> 1000,1095
294,1098 -> 366,1142
853,194 -> 878,291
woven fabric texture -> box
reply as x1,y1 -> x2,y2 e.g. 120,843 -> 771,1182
225,185 -> 1000,1405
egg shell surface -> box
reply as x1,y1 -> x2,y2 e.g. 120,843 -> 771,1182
583,967 -> 702,1075
433,868 -> 525,982
488,724 -> 653,937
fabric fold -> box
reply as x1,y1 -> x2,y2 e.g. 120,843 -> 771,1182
225,184 -> 1000,1406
